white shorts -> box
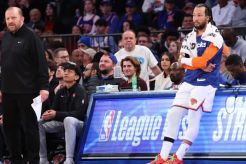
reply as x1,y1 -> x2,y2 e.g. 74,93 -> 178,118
172,82 -> 217,112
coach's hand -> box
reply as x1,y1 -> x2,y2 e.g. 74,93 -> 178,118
0,91 -> 2,103
0,115 -> 3,125
40,90 -> 49,102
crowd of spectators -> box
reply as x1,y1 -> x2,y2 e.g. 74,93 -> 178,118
0,0 -> 244,35
0,0 -> 246,57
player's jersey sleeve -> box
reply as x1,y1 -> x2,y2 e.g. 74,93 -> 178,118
181,43 -> 220,69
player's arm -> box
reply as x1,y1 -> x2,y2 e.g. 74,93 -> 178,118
179,53 -> 196,70
181,43 -> 219,70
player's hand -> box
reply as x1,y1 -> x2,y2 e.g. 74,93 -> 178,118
202,63 -> 216,72
178,53 -> 184,67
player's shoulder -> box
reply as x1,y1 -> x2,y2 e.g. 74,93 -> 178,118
184,31 -> 195,41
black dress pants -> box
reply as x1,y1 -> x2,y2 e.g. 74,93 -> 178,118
0,125 -> 5,161
2,93 -> 39,164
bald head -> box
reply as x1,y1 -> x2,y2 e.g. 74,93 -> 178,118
5,7 -> 24,33
170,62 -> 185,84
6,7 -> 23,16
122,30 -> 137,52
222,28 -> 236,36
221,29 -> 237,47
29,8 -> 41,23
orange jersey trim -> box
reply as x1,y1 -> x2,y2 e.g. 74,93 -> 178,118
172,104 -> 211,113
172,99 -> 205,110
181,43 -> 220,70
192,43 -> 219,69
222,44 -> 230,57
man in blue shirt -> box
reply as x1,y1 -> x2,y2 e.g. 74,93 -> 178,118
100,0 -> 120,33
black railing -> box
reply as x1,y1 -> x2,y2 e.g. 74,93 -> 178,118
39,26 -> 246,54
0,26 -> 245,55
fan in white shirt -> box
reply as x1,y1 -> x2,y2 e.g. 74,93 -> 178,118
115,30 -> 161,89
212,0 -> 236,26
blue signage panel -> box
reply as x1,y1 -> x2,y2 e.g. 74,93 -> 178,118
78,90 -> 246,160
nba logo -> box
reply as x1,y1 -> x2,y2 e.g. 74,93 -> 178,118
99,110 -> 115,141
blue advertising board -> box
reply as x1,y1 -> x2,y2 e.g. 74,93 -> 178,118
78,88 -> 246,161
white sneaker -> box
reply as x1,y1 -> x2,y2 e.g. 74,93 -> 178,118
63,158 -> 74,164
39,158 -> 49,164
